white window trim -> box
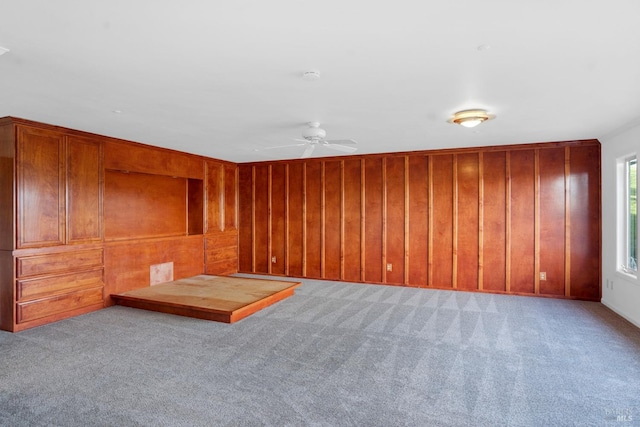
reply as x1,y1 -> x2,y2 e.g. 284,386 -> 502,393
617,153 -> 638,279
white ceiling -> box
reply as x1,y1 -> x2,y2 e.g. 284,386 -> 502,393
1,1 -> 639,163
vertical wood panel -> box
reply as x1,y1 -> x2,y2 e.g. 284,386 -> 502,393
287,163 -> 304,276
408,155 -> 429,286
364,158 -> 383,282
305,162 -> 322,278
569,145 -> 601,299
17,127 -> 65,248
343,159 -> 362,282
253,164 -> 270,273
237,165 -> 253,271
224,164 -> 237,230
235,140 -> 600,301
510,150 -> 535,294
66,136 -> 102,243
456,153 -> 479,290
538,147 -> 566,296
431,155 -> 454,288
206,161 -> 223,233
483,151 -> 507,292
324,160 -> 342,280
271,164 -> 287,275
385,156 -> 406,284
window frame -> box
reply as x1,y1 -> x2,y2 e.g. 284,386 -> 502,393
618,153 -> 638,277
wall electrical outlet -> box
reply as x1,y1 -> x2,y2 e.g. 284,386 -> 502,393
386,263 -> 392,272
271,256 -> 277,264
539,272 -> 546,281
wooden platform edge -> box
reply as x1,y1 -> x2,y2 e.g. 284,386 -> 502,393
111,280 -> 301,323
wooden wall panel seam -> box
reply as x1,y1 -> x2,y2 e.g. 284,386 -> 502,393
268,165 -> 272,275
452,154 -> 458,289
302,163 -> 307,277
285,164 -> 290,276
534,149 -> 540,295
478,152 -> 484,291
505,152 -> 512,293
427,155 -> 433,287
360,159 -> 365,282
565,146 -> 571,297
404,156 -> 410,285
251,166 -> 256,273
382,157 -> 387,283
340,161 -> 345,280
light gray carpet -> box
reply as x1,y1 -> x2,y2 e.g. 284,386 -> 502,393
1,275 -> 639,426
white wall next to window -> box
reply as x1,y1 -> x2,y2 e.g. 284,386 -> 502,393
601,122 -> 640,328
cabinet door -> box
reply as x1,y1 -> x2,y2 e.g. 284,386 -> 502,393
17,126 -> 65,248
67,135 -> 102,243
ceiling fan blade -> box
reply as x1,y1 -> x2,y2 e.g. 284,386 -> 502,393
325,144 -> 357,153
301,144 -> 316,158
325,139 -> 357,145
259,143 -> 306,151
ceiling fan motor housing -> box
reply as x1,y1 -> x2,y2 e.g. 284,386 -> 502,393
302,122 -> 326,141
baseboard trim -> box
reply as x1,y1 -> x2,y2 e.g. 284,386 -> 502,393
601,298 -> 640,329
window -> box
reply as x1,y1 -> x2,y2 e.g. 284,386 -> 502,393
619,155 -> 637,275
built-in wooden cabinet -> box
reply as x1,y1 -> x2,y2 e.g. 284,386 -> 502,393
238,140 -> 602,301
1,119 -> 105,331
0,117 -> 239,331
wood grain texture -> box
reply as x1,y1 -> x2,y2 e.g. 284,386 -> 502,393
206,161 -> 223,233
66,135 -> 103,244
227,141 -> 601,301
569,145 -> 601,299
343,159 -> 362,282
104,235 -> 204,301
364,158 -> 383,282
188,179 -> 204,235
431,155 -> 454,288
104,171 -> 187,240
324,160 -> 342,280
253,164 -> 270,273
104,139 -> 204,179
482,151 -> 507,292
510,150 -> 535,294
112,275 -> 300,323
17,249 -> 103,278
224,163 -> 238,230
237,165 -> 253,272
287,163 -> 305,277
205,230 -> 238,275
408,155 -> 429,287
385,156 -> 406,284
305,162 -> 323,278
16,126 -> 66,248
270,164 -> 287,275
538,147 -> 566,296
456,153 -> 479,291
17,268 -> 104,301
17,286 -> 103,323
0,123 -> 15,251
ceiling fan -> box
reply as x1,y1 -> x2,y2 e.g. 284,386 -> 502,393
261,122 -> 358,158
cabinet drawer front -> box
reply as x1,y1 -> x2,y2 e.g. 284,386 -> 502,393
17,249 -> 103,277
17,269 -> 104,301
206,231 -> 238,248
17,287 -> 104,324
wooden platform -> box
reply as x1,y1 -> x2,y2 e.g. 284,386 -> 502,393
111,275 -> 301,323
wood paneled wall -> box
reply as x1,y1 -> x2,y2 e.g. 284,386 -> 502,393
238,140 -> 601,300
1,117 -> 239,331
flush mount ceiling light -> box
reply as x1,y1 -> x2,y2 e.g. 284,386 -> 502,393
0,46 -> 9,56
448,109 -> 495,128
302,70 -> 321,81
